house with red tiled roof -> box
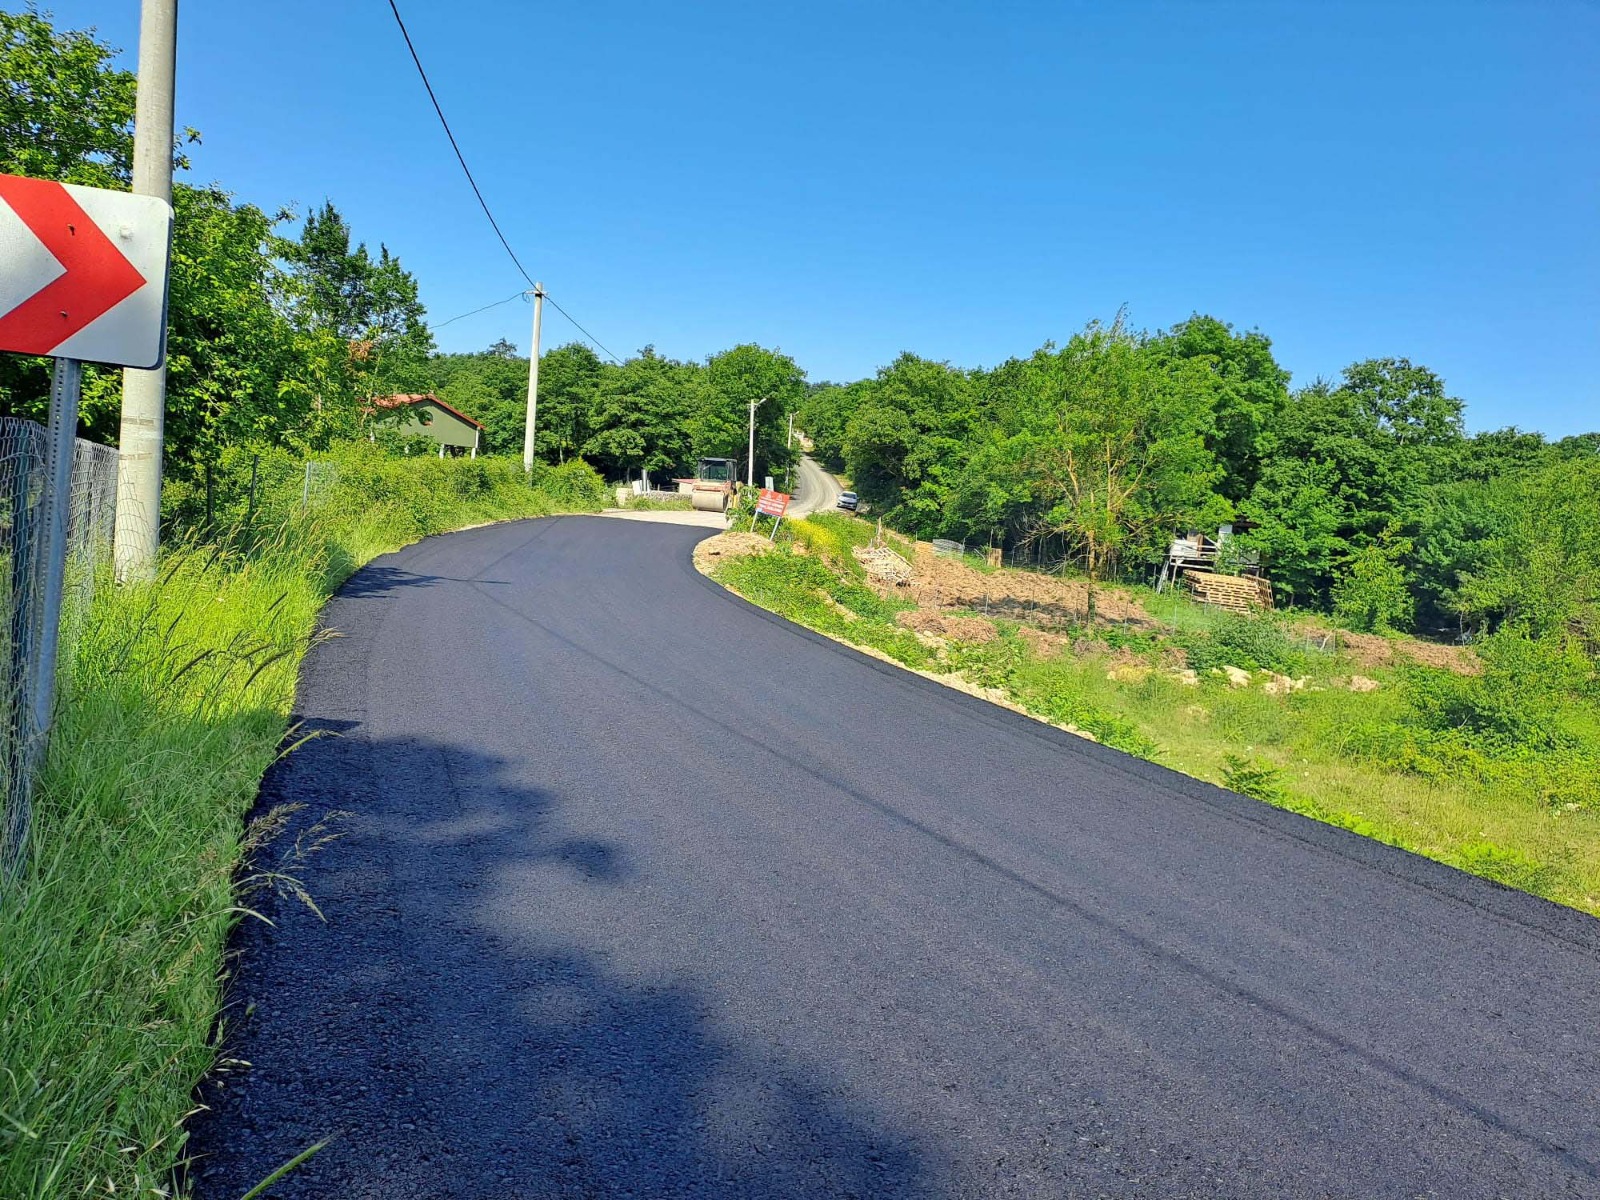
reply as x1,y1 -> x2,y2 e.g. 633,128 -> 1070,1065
369,393 -> 484,457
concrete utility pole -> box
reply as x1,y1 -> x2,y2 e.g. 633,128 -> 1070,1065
521,283 -> 545,472
747,396 -> 768,488
113,0 -> 178,583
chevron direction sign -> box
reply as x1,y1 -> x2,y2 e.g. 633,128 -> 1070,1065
0,173 -> 173,369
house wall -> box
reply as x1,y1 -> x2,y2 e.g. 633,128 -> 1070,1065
390,402 -> 480,450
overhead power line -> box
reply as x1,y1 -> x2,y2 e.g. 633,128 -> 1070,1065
433,290 -> 526,330
385,1 -> 625,367
544,292 -> 622,364
384,0 -> 534,288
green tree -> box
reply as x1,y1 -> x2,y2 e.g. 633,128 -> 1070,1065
534,342 -> 603,463
1457,457 -> 1600,655
426,340 -> 531,455
583,347 -> 693,480
1332,538 -> 1416,633
696,343 -> 805,481
796,380 -> 858,467
280,202 -> 434,394
840,353 -> 977,532
1238,457 -> 1346,604
1015,321 -> 1229,579
153,187 -> 299,466
1145,315 -> 1290,502
1242,359 -> 1464,604
0,5 -> 135,188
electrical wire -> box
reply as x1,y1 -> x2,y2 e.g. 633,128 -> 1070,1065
385,0 -> 535,288
543,292 -> 623,364
432,290 -> 526,330
386,1 -> 626,366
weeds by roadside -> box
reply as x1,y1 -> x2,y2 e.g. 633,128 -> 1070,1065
620,494 -> 694,512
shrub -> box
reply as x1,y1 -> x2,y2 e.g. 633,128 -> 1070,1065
1402,628 -> 1593,757
1222,753 -> 1286,802
1332,541 -> 1415,633
532,459 -> 609,510
1455,841 -> 1556,897
1180,613 -> 1303,674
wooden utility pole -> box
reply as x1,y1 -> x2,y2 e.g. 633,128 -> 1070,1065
521,283 -> 545,472
113,0 -> 177,581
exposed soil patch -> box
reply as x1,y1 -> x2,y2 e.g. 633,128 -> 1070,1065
1336,630 -> 1480,676
895,610 -> 999,644
692,531 -> 774,573
907,544 -> 1155,628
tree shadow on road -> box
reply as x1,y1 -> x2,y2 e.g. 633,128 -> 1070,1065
185,722 -> 938,1199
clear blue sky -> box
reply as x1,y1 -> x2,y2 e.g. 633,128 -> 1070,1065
47,0 -> 1600,436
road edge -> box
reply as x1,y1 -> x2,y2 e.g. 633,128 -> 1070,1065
684,540 -> 1600,958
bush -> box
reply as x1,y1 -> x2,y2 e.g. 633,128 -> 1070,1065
1402,628 -> 1592,756
1179,613 -> 1303,674
533,459 -> 609,510
1222,753 -> 1286,802
1332,542 -> 1415,633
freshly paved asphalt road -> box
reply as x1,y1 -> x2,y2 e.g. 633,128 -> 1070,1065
190,516 -> 1600,1199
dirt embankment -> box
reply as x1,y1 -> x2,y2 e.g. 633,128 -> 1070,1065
699,529 -> 1481,678
1332,629 -> 1481,676
692,531 -> 773,574
901,544 -> 1154,627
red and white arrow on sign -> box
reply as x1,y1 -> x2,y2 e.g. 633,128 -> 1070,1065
0,173 -> 173,369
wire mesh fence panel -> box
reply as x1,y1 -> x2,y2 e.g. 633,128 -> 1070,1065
301,460 -> 340,509
0,416 -> 118,880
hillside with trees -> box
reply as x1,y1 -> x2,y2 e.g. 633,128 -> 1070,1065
799,316 -> 1598,649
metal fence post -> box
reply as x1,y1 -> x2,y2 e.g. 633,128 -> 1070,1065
3,359 -> 81,875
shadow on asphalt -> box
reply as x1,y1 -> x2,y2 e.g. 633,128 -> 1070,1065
335,565 -> 513,599
185,719 -> 934,1199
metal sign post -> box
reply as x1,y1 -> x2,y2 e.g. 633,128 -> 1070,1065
751,488 -> 791,541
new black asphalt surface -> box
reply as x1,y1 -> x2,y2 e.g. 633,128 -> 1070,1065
190,516 -> 1600,1199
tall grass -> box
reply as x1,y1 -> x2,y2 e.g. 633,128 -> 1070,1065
0,446 -> 606,1198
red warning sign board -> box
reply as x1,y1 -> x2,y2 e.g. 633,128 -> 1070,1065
0,173 -> 173,368
756,488 -> 790,518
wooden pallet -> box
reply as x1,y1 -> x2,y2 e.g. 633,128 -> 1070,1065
1184,570 -> 1273,613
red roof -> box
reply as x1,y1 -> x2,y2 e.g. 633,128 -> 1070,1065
369,392 -> 485,430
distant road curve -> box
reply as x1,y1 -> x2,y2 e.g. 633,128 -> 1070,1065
188,516 -> 1600,1199
788,453 -> 844,516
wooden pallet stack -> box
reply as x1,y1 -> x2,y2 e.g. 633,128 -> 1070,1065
1184,571 -> 1273,613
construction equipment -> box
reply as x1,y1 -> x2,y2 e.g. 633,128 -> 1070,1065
686,457 -> 738,513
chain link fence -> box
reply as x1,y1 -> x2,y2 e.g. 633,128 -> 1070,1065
302,460 -> 339,508
0,416 -> 118,879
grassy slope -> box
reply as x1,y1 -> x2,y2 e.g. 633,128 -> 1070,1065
0,450 -> 606,1198
712,515 -> 1600,917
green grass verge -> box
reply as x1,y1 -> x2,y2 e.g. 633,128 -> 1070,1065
621,494 -> 695,512
710,525 -> 1600,918
0,446 -> 607,1199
